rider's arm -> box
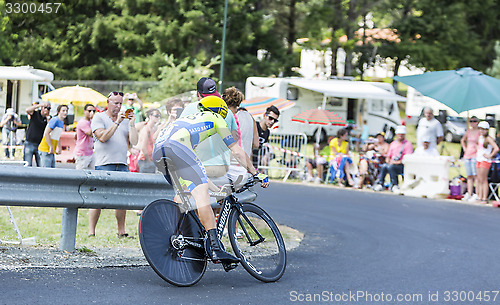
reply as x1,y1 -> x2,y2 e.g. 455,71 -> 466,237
228,142 -> 258,176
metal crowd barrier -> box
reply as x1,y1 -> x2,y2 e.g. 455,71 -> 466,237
0,165 -> 174,251
256,132 -> 307,182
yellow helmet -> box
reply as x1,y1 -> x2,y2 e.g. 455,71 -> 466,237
198,96 -> 228,119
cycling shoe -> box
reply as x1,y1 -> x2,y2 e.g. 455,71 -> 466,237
205,229 -> 240,264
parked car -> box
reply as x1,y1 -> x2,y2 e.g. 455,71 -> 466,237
443,116 -> 467,142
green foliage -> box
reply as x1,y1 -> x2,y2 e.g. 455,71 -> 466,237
1,0 -> 499,82
487,41 -> 500,79
377,0 -> 500,74
147,54 -> 221,102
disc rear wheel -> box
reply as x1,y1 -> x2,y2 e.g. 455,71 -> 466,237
139,199 -> 207,287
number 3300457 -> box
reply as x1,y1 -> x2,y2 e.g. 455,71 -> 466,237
5,2 -> 61,14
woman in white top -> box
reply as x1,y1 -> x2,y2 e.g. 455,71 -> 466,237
475,121 -> 499,204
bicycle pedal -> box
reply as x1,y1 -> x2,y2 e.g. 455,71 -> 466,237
222,262 -> 238,272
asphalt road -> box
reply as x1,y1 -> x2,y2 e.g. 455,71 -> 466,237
2,182 -> 500,305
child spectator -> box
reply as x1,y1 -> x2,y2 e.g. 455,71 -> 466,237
475,121 -> 499,204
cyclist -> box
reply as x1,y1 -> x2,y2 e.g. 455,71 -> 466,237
153,96 -> 269,264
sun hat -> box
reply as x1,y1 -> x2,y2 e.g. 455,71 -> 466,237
395,125 -> 406,135
478,121 -> 490,129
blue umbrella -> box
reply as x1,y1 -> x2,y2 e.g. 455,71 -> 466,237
393,67 -> 500,114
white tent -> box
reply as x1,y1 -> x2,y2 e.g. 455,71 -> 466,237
0,66 -> 54,81
288,79 -> 406,101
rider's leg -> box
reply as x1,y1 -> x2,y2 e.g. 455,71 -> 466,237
190,183 -> 239,263
190,183 -> 215,229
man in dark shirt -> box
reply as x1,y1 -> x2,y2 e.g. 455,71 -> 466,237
24,102 -> 51,166
252,106 -> 280,171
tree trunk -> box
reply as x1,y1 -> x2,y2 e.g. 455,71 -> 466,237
393,57 -> 402,93
285,0 -> 297,76
330,0 -> 344,77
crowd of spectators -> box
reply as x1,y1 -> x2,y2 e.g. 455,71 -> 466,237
302,106 -> 500,203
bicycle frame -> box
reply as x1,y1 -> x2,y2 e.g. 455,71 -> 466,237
160,157 -> 266,261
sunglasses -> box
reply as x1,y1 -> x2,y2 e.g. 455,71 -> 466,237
44,107 -> 51,110
470,120 -> 478,123
86,109 -> 96,113
267,114 -> 278,123
108,91 -> 124,98
152,114 -> 161,118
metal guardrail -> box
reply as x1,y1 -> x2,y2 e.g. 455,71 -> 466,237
256,132 -> 307,182
0,165 -> 174,251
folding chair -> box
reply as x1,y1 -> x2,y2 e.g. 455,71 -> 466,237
488,157 -> 500,202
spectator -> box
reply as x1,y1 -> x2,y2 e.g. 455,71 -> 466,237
373,125 -> 413,192
38,85 -> 45,99
180,77 -> 238,179
38,104 -> 68,168
475,121 -> 499,204
413,135 -> 440,156
460,116 -> 480,202
329,128 -> 355,187
223,87 -> 259,182
24,102 -> 51,166
0,108 -> 22,158
416,107 -> 444,150
137,108 -> 161,173
305,143 -> 328,183
374,132 -> 390,156
358,141 -> 379,187
64,102 -> 75,127
153,98 -> 184,140
74,104 -> 95,170
360,120 -> 370,145
89,91 -> 138,238
252,105 -> 280,173
124,92 -> 144,124
350,120 -> 370,152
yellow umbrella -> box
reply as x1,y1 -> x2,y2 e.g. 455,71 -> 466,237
41,85 -> 107,106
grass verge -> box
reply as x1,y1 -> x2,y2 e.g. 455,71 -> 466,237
0,207 -> 141,249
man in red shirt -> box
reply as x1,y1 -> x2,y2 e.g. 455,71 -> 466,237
373,126 -> 413,192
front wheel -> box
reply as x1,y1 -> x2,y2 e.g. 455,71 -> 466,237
139,199 -> 207,287
228,203 -> 286,282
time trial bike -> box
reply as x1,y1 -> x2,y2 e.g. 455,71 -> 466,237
138,158 -> 287,287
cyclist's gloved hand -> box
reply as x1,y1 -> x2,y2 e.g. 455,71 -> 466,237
254,173 -> 269,184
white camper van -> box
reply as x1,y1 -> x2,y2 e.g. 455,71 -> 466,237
245,77 -> 406,141
0,66 -> 55,122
